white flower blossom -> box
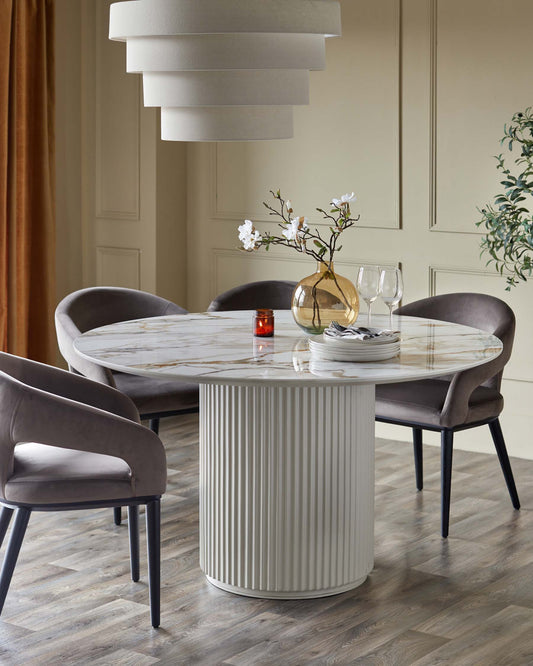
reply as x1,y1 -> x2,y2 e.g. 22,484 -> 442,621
282,216 -> 309,242
286,200 -> 293,213
332,192 -> 356,207
238,219 -> 253,242
238,219 -> 262,251
282,221 -> 298,241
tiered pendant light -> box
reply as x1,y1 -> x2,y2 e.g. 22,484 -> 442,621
109,0 -> 341,141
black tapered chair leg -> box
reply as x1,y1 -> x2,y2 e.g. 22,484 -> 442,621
113,416 -> 160,528
488,419 -> 520,509
0,507 -> 14,549
146,499 -> 161,628
0,508 -> 31,614
413,428 -> 424,491
441,430 -> 454,538
128,505 -> 140,582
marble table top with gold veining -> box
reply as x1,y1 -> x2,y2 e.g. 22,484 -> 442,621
73,311 -> 502,387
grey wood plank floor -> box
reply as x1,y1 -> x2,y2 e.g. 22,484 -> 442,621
0,413 -> 532,665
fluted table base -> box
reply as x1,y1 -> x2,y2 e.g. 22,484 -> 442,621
199,383 -> 375,599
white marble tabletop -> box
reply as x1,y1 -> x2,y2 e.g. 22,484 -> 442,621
73,311 -> 503,387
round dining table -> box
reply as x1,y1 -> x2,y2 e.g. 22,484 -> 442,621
74,310 -> 502,600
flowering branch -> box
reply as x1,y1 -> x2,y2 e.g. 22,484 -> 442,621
238,190 -> 360,267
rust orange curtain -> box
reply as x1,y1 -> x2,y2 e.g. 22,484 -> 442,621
0,0 -> 55,364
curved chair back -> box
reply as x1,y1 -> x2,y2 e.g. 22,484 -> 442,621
55,287 -> 187,385
396,293 -> 515,425
207,280 -> 297,312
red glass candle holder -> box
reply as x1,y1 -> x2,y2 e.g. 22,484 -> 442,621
253,309 -> 274,337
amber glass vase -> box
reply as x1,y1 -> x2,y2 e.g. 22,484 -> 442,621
291,262 -> 359,334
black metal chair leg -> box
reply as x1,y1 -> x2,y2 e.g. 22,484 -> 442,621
0,507 -> 14,549
441,430 -> 454,538
489,419 -> 520,509
146,499 -> 161,628
0,508 -> 31,614
128,505 -> 140,582
413,428 -> 423,491
149,418 -> 160,435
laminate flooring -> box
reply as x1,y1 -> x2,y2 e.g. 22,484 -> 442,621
0,413 -> 532,665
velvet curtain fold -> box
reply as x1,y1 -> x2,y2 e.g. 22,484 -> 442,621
0,0 -> 55,364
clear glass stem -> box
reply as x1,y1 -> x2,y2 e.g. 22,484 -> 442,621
388,305 -> 393,329
366,300 -> 373,326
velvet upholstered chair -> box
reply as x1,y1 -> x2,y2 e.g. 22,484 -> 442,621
207,280 -> 297,312
55,287 -> 199,525
375,292 -> 520,538
0,352 -> 165,627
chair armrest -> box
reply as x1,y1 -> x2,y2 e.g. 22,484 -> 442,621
55,311 -> 114,385
0,353 -> 139,423
11,384 -> 166,497
441,346 -> 505,427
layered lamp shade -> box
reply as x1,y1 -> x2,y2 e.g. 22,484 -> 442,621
109,0 -> 341,141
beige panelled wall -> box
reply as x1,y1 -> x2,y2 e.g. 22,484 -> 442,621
187,0 -> 533,459
78,0 -> 187,306
55,0 -> 188,362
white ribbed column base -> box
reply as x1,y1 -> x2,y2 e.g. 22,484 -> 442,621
199,383 -> 375,599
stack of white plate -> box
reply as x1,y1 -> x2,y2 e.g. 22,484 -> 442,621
309,331 -> 401,362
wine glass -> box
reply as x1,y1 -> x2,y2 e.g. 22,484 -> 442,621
379,267 -> 403,328
356,266 -> 381,325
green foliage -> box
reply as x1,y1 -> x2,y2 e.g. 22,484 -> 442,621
477,108 -> 533,289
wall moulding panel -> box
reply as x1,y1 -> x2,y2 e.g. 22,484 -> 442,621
209,144 -> 395,229
96,246 -> 141,289
209,0 -> 401,231
95,1 -> 140,221
429,265 -> 533,384
429,0 -> 533,234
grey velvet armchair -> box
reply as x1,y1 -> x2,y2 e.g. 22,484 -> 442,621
55,287 -> 199,525
207,280 -> 297,311
375,292 -> 520,538
0,352 -> 165,627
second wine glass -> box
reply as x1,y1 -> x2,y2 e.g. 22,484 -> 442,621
379,267 -> 403,328
356,266 -> 381,325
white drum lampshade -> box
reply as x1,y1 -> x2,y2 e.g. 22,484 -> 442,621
142,70 -> 310,108
109,0 -> 341,141
125,34 -> 327,73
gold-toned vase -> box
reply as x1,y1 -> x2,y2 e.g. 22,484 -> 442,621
291,262 -> 359,334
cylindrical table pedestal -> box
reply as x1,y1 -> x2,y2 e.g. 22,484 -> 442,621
199,383 -> 375,599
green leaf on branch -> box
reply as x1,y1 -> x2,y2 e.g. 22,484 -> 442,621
479,106 -> 533,289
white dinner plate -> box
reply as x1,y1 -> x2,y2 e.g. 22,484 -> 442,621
309,337 -> 400,362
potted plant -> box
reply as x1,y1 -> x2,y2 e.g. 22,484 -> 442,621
478,108 -> 533,289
